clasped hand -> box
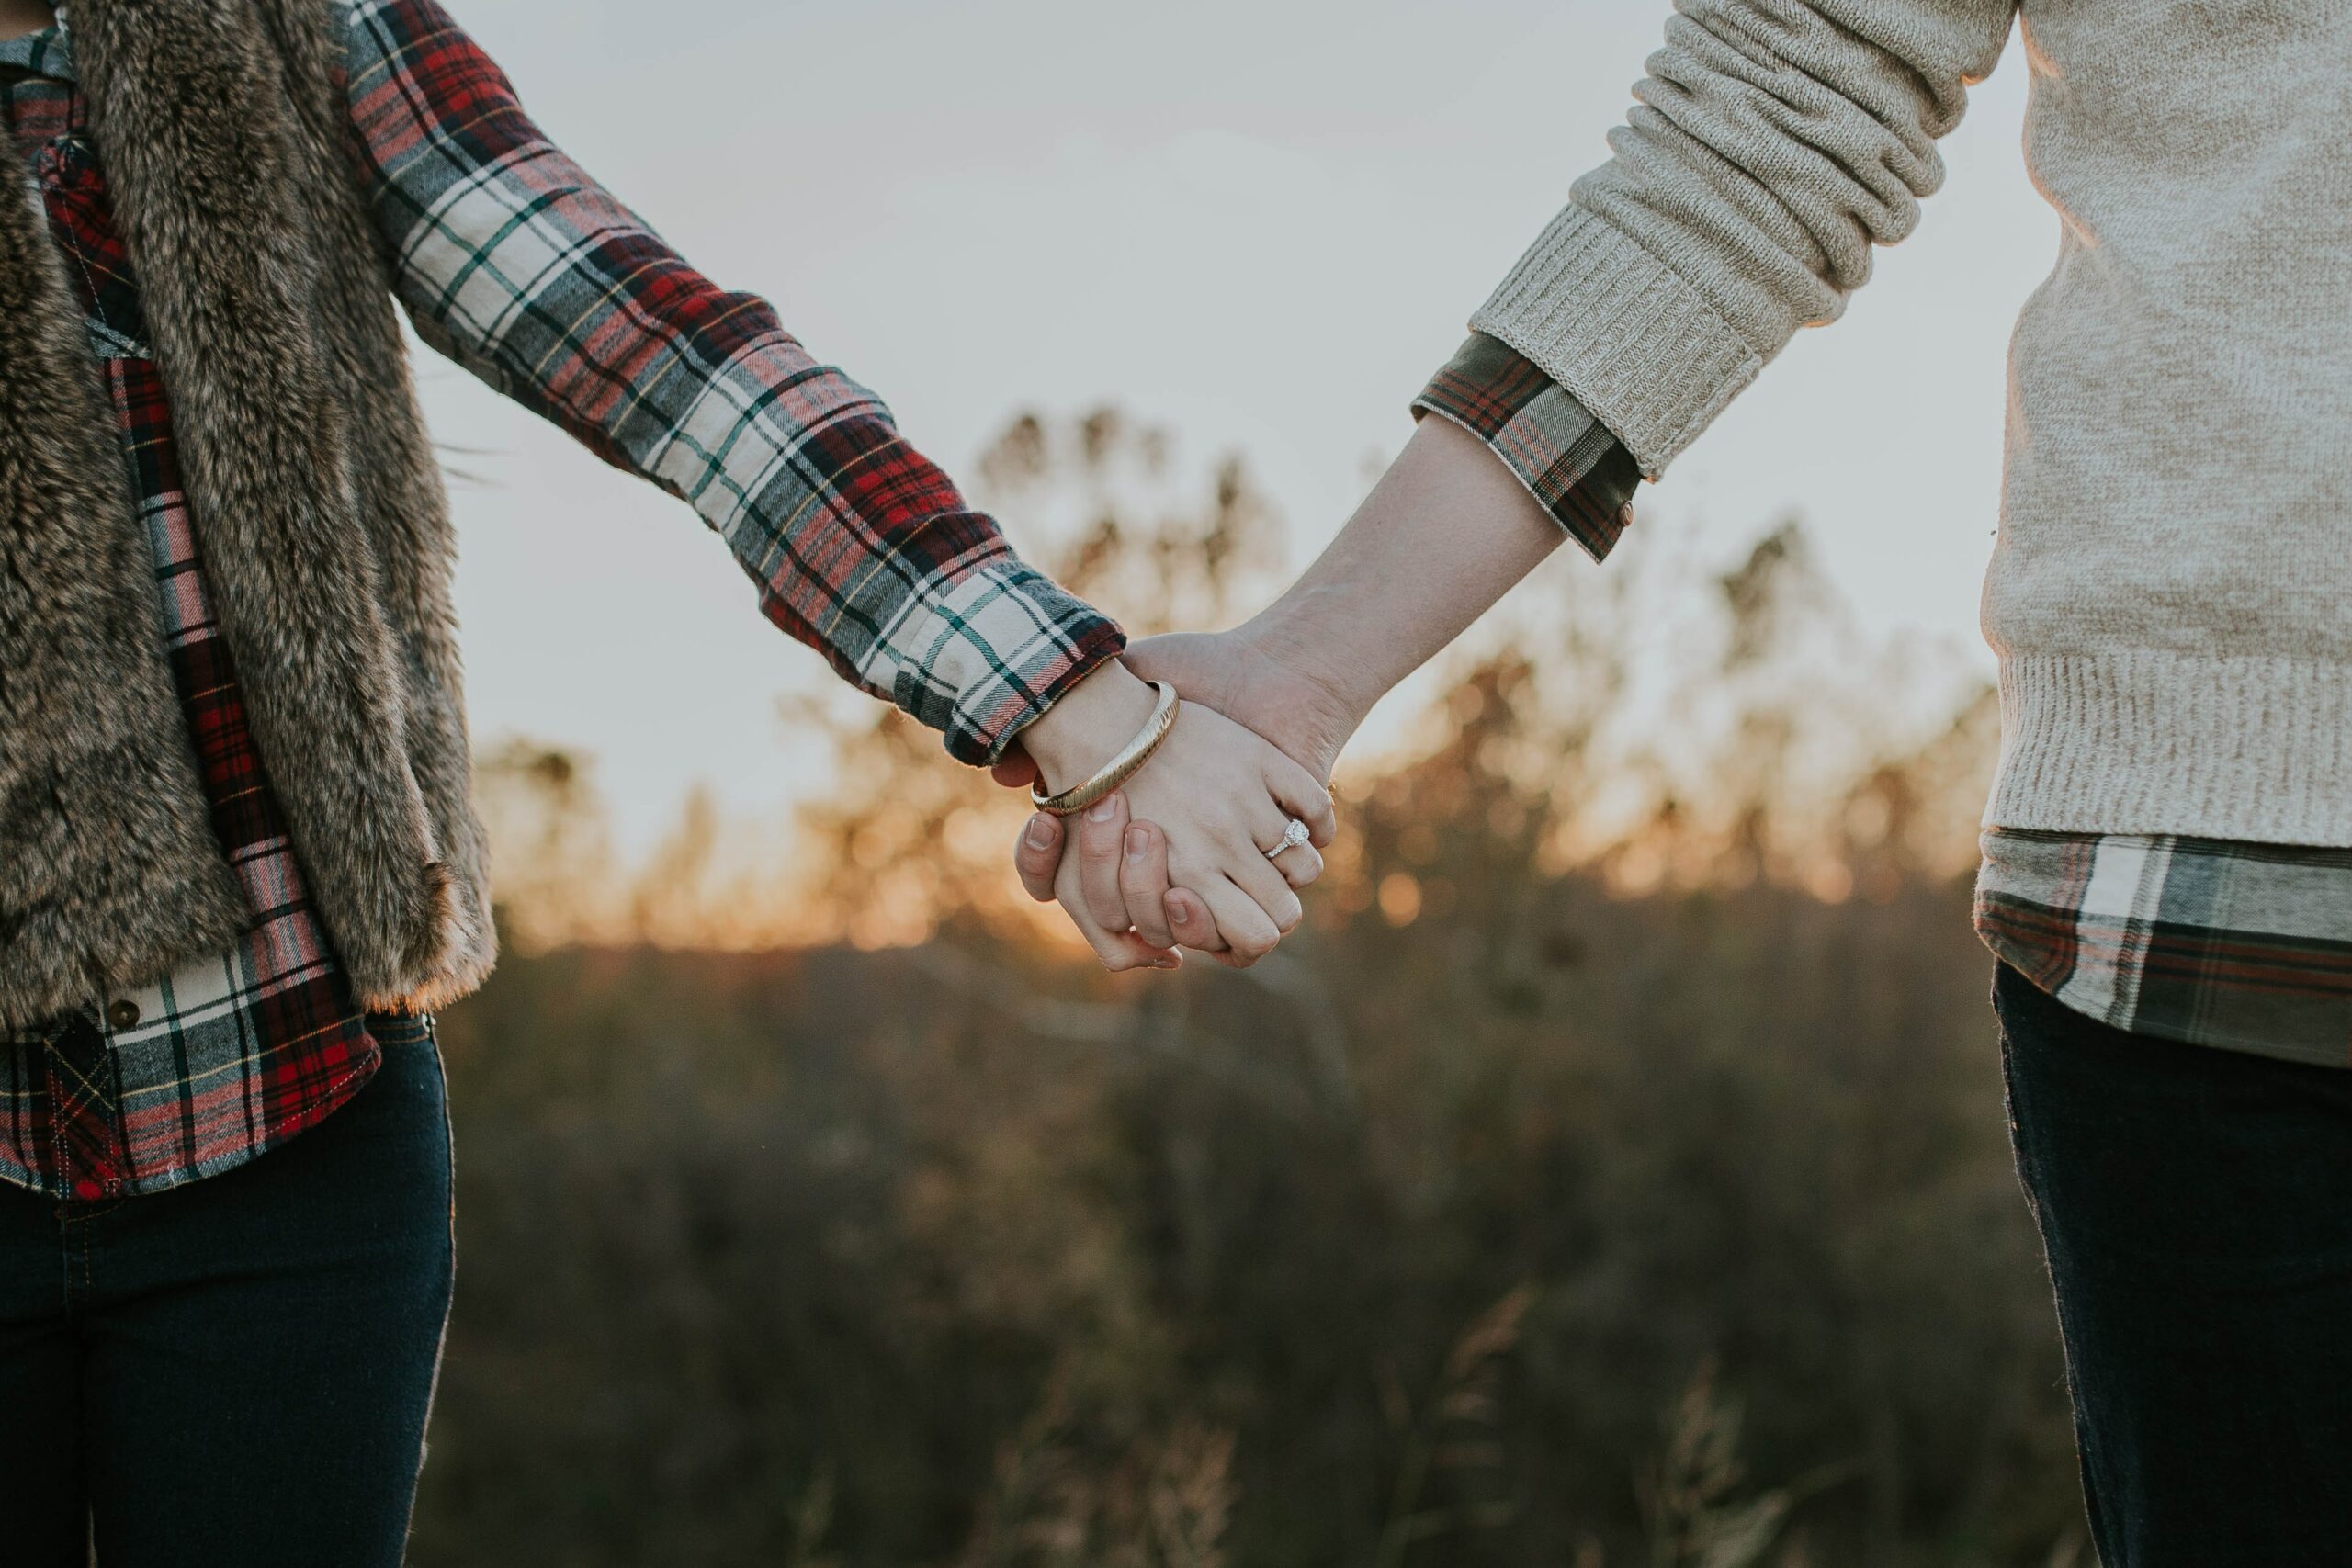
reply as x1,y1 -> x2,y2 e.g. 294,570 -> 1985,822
993,628 -> 1360,970
994,417 -> 1556,966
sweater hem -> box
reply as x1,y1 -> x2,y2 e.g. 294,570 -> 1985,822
1984,650 -> 2352,847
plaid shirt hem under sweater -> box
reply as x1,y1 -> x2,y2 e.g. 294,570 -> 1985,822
0,2 -> 1120,1201
1410,334 -> 2352,1068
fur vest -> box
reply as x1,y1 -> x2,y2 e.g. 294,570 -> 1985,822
0,0 -> 493,1030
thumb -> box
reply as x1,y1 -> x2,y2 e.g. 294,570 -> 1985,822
1119,632 -> 1226,705
1012,811 -> 1064,903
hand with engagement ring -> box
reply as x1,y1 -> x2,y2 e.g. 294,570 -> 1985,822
1010,660 -> 1337,971
1001,650 -> 1344,966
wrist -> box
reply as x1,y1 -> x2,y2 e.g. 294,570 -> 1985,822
1017,660 -> 1159,795
1234,602 -> 1379,736
1222,614 -> 1372,782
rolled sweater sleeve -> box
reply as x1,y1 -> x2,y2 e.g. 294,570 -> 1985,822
336,0 -> 1121,765
1472,0 -> 2018,478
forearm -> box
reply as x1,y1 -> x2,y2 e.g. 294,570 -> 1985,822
1241,415 -> 1566,730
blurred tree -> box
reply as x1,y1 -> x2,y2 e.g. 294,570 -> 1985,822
419,411 -> 2066,1568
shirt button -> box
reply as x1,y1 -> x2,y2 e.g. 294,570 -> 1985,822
106,998 -> 141,1031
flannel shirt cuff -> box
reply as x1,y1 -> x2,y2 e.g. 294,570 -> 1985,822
1412,333 -> 1642,563
885,559 -> 1127,767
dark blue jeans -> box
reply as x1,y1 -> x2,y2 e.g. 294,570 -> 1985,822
1997,962 -> 2352,1565
0,1013 -> 454,1567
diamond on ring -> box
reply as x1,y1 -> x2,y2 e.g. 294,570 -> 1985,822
1266,818 -> 1312,859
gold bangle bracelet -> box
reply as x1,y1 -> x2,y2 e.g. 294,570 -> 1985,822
1030,680 -> 1182,817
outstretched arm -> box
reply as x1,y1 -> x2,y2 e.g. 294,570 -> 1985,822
1265,0 -> 2020,714
1474,0 -> 2017,479
1011,0 -> 2019,938
337,0 -> 1327,962
340,0 -> 1112,765
1006,412 -> 1576,949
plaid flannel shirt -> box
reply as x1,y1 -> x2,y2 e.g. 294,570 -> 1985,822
1412,334 -> 2352,1067
0,0 -> 1120,1201
1975,833 -> 2352,1067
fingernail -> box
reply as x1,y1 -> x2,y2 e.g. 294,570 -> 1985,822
1085,795 -> 1120,823
1170,902 -> 1193,927
1125,826 -> 1148,862
1024,817 -> 1057,849
1152,956 -> 1180,970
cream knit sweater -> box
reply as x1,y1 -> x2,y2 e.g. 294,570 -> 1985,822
1473,1 -> 2352,846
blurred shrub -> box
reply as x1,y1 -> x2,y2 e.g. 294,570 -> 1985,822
410,414 -> 2080,1568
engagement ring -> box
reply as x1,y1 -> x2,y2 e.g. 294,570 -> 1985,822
1266,818 -> 1312,859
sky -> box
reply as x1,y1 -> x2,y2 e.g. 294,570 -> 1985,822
420,0 -> 2054,859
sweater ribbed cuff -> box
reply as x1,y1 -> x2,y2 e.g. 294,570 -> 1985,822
1468,205 -> 1761,479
